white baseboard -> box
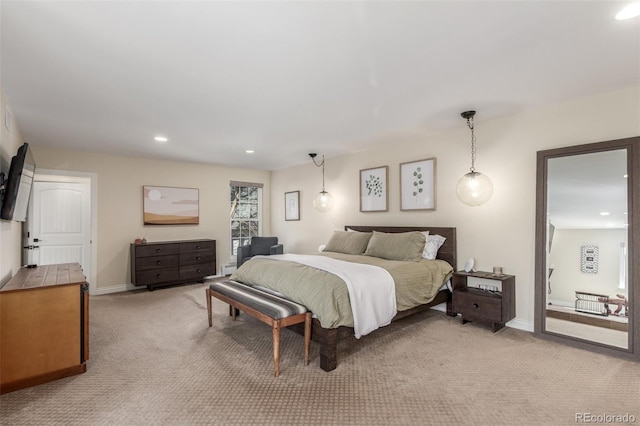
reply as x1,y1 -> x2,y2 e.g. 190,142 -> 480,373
507,318 -> 534,332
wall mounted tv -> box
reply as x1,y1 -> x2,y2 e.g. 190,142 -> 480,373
0,143 -> 36,222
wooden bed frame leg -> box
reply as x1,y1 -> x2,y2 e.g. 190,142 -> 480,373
319,328 -> 338,372
446,296 -> 457,317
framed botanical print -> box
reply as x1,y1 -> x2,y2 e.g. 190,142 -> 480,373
285,190 -> 300,221
400,158 -> 436,211
360,166 -> 388,212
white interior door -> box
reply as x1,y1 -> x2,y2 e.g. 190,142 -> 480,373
27,181 -> 92,284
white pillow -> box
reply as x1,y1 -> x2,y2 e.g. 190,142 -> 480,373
423,234 -> 446,260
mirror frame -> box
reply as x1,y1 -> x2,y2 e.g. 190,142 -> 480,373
535,137 -> 639,359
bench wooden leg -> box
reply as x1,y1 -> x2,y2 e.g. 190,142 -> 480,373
206,289 -> 213,327
304,312 -> 311,366
273,321 -> 281,377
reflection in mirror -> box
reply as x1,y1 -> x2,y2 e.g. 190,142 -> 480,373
544,149 -> 628,349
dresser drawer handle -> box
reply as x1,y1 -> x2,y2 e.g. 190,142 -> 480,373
197,269 -> 201,273
156,248 -> 161,253
196,245 -> 200,249
156,260 -> 161,265
156,274 -> 161,279
196,256 -> 201,261
473,303 -> 479,309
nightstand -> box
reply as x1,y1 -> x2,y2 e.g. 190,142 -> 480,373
452,271 -> 515,332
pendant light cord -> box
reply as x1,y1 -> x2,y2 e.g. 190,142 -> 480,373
310,154 -> 326,192
467,116 -> 476,173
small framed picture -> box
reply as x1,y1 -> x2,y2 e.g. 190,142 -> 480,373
581,245 -> 599,273
285,191 -> 300,221
360,166 -> 389,212
400,158 -> 436,211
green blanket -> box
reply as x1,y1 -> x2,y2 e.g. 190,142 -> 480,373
230,252 -> 453,329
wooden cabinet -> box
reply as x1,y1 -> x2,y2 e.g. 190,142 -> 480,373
452,271 -> 515,332
0,263 -> 88,394
130,239 -> 216,290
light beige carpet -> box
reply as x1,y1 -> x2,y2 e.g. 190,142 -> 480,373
1,281 -> 639,425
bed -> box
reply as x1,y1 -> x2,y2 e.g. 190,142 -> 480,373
230,225 -> 457,371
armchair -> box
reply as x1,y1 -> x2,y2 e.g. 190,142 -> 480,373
237,236 -> 283,268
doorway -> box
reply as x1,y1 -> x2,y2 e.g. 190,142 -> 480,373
25,169 -> 97,294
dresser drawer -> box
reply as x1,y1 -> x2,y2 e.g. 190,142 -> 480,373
135,268 -> 180,285
135,244 -> 180,258
180,264 -> 215,279
135,255 -> 180,271
180,240 -> 215,253
454,290 -> 502,322
179,252 -> 214,266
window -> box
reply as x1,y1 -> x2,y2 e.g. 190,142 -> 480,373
230,181 -> 263,259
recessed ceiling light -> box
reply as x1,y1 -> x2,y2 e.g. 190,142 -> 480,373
154,136 -> 168,142
616,2 -> 640,20
600,211 -> 610,216
245,150 -> 255,154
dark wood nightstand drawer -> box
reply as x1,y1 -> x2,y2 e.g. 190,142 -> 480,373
454,288 -> 502,322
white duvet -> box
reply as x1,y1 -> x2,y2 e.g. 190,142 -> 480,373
264,253 -> 396,338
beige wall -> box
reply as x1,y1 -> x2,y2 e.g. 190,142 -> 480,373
270,86 -> 640,331
30,146 -> 271,292
0,88 -> 25,285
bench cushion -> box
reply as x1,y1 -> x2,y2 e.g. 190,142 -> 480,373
209,280 -> 307,320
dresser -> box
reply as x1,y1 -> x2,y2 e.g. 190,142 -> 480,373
0,263 -> 88,394
130,239 -> 216,290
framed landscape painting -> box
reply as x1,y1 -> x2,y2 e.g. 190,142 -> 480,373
143,186 -> 199,225
400,158 -> 436,211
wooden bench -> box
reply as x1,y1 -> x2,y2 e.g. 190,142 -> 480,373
206,280 -> 312,377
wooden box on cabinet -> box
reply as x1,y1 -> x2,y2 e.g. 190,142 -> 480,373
452,271 -> 515,332
131,239 -> 216,290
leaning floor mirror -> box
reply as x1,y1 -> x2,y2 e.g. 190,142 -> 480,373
535,137 -> 639,359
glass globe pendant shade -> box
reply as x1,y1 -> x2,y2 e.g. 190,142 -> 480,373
456,171 -> 493,206
313,190 -> 334,212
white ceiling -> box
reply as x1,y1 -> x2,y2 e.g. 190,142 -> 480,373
1,1 -> 638,170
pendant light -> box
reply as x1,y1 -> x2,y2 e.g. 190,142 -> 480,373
456,110 -> 493,206
309,153 -> 334,212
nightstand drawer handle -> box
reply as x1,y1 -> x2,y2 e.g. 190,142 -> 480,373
473,303 -> 479,309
